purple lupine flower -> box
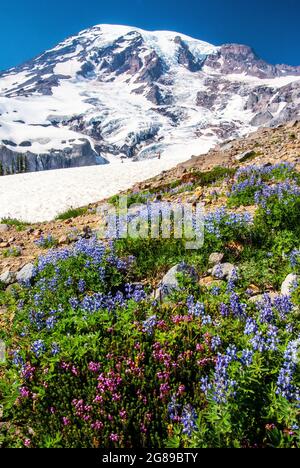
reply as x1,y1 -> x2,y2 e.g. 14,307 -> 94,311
200,375 -> 212,395
189,301 -> 205,317
12,350 -> 24,367
69,297 -> 79,309
209,352 -> 237,404
65,277 -> 73,287
202,314 -> 212,325
125,283 -> 146,302
219,303 -> 229,318
244,317 -> 258,335
46,316 -> 57,330
31,340 -> 46,357
250,325 -> 279,352
276,339 -> 300,401
168,395 -> 181,422
274,296 -> 293,319
256,294 -> 275,324
142,315 -> 157,335
290,250 -> 300,269
230,292 -> 247,319
211,286 -> 220,296
240,349 -> 253,367
181,404 -> 198,436
51,343 -> 60,356
78,279 -> 86,293
211,335 -> 222,351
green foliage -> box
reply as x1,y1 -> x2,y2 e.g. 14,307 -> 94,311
109,191 -> 152,208
109,166 -> 235,207
0,218 -> 29,231
55,207 -> 88,220
1,163 -> 300,449
255,194 -> 300,233
115,237 -> 205,280
228,163 -> 299,208
2,247 -> 22,258
192,166 -> 236,187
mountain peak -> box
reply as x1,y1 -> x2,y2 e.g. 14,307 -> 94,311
0,25 -> 299,176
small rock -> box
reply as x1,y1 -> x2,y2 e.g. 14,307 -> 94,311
199,276 -> 223,288
0,270 -> 16,285
58,235 -> 69,246
0,242 -> 10,248
281,274 -> 299,296
0,224 -> 9,233
235,150 -> 255,162
249,292 -> 280,304
208,252 -> 224,266
5,283 -> 20,294
16,263 -> 35,283
33,229 -> 43,238
247,284 -> 261,295
211,263 -> 237,280
226,241 -> 244,253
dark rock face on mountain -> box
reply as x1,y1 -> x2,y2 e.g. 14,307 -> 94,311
0,24 -> 299,175
204,44 -> 300,78
0,140 -> 107,175
174,36 -> 204,72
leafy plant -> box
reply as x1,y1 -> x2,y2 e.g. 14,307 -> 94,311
55,207 -> 88,220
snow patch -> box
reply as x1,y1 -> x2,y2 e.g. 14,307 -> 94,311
0,138 -> 214,222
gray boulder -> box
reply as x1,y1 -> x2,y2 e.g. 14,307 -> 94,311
16,263 -> 35,283
249,292 -> 280,304
281,274 -> 299,296
235,150 -> 255,162
155,263 -> 198,302
250,111 -> 273,127
0,270 -> 16,285
0,224 -> 9,233
208,252 -> 224,266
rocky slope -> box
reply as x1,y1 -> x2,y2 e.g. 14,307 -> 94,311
0,120 -> 299,280
0,24 -> 299,174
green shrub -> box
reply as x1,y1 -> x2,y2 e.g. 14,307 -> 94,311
2,247 -> 22,258
1,218 -> 29,231
55,207 -> 88,220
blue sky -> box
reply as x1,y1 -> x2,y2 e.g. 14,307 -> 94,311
1,0 -> 299,71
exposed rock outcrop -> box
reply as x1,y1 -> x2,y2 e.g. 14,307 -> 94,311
0,140 -> 107,175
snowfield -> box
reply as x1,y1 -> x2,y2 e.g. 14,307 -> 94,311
0,140 -> 214,222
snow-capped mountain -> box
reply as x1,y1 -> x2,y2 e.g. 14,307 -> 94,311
0,24 -> 299,175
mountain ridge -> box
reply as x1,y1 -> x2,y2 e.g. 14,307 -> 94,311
0,24 -> 299,175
